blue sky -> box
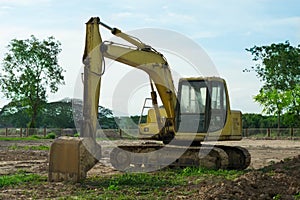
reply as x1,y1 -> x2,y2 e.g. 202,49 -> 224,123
0,0 -> 299,115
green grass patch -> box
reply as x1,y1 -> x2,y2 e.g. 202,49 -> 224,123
0,167 -> 246,199
294,192 -> 300,200
44,132 -> 56,139
104,172 -> 182,190
0,171 -> 46,188
74,133 -> 80,137
75,172 -> 184,199
179,167 -> 245,180
70,167 -> 245,199
0,136 -> 41,141
8,144 -> 49,151
0,133 -> 56,141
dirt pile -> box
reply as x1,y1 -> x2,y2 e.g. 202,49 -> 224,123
196,155 -> 300,200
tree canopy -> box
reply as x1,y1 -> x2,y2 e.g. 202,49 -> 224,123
246,41 -> 300,127
242,113 -> 299,128
0,99 -> 120,129
0,35 -> 65,128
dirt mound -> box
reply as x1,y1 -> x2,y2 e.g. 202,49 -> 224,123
196,155 -> 300,200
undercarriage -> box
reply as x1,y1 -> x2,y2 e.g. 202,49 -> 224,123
110,142 -> 251,172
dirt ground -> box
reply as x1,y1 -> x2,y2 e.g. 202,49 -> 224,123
0,138 -> 299,199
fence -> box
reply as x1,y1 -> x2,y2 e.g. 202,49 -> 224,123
243,128 -> 300,139
1,127 -> 300,139
0,128 -> 78,138
0,128 -> 124,138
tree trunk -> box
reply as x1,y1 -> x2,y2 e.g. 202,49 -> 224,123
277,112 -> 280,129
28,104 -> 38,128
277,111 -> 281,137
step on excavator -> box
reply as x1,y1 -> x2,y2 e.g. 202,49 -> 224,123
49,17 -> 250,182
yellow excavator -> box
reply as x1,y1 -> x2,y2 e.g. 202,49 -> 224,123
49,17 -> 250,182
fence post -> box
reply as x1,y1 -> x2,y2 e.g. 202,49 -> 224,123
20,128 -> 23,137
119,128 -> 122,138
44,127 -> 47,138
290,128 -> 294,138
5,128 -> 8,137
26,128 -> 29,137
245,128 -> 248,137
267,128 -> 271,137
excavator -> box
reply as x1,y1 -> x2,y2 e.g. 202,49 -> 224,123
48,17 -> 250,182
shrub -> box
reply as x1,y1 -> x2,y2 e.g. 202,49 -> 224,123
74,133 -> 80,137
45,132 -> 56,139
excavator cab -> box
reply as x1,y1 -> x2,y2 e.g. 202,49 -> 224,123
175,77 -> 243,142
176,77 -> 228,134
139,76 -> 241,142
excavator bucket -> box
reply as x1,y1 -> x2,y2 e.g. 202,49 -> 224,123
48,137 -> 101,182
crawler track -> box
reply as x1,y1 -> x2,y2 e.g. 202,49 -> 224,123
110,143 -> 250,172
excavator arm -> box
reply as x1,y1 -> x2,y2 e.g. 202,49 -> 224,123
83,17 -> 177,139
100,40 -> 177,120
81,17 -> 103,139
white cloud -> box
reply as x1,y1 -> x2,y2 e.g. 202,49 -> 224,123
0,5 -> 13,16
0,5 -> 12,10
265,16 -> 300,36
0,0 -> 50,6
275,16 -> 300,25
189,31 -> 219,39
165,12 -> 196,24
114,12 -> 133,18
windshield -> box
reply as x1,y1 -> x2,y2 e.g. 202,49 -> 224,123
176,79 -> 227,133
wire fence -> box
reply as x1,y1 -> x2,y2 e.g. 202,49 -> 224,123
0,127 -> 77,138
0,128 -> 126,139
1,127 -> 299,139
243,128 -> 300,139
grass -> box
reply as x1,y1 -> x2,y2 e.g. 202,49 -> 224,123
0,133 -> 56,141
68,167 -> 245,199
8,144 -> 50,151
91,172 -> 182,190
294,192 -> 300,200
0,167 -> 245,199
179,166 -> 245,180
0,135 -> 42,141
0,171 -> 46,188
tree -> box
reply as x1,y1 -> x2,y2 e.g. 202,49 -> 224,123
0,101 -> 30,127
254,88 -> 291,128
41,99 -> 75,128
98,106 -> 113,119
0,98 -> 75,128
98,106 -> 117,129
245,41 -> 300,128
0,35 -> 65,128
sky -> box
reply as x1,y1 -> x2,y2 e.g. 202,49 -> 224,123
0,0 -> 299,115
